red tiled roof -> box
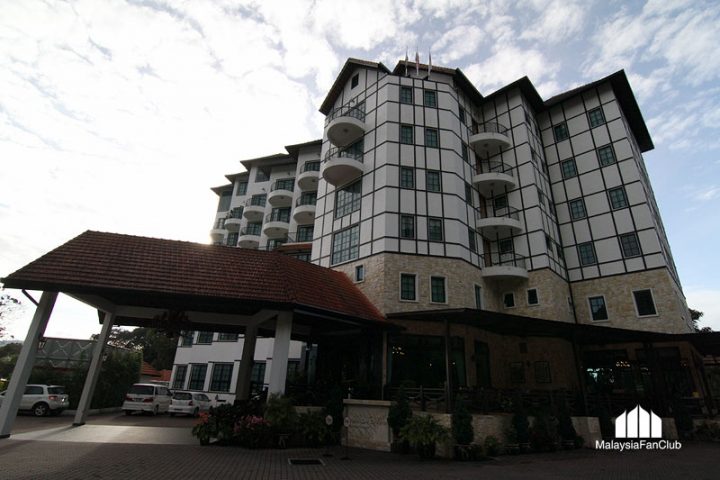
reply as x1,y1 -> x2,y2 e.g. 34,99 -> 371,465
159,370 -> 172,382
141,361 -> 161,377
2,231 -> 385,325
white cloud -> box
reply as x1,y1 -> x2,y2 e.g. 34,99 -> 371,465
685,288 -> 720,331
693,187 -> 720,202
432,25 -> 484,63
519,0 -> 586,43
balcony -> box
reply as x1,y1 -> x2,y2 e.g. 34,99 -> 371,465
243,198 -> 266,222
297,161 -> 321,190
469,122 -> 511,154
268,181 -> 294,207
293,196 -> 317,224
325,102 -> 366,147
224,208 -> 244,232
321,147 -> 364,186
483,252 -> 528,280
263,212 -> 290,238
238,226 -> 261,249
210,228 -> 225,243
475,206 -> 523,237
472,160 -> 516,197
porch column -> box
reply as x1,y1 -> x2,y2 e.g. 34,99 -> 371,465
234,325 -> 258,402
268,311 -> 292,396
73,311 -> 115,426
0,291 -> 58,439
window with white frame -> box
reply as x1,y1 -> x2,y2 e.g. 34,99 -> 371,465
430,276 -> 446,303
633,290 -> 657,316
188,364 -> 207,390
400,273 -> 417,301
588,296 -> 608,321
173,365 -> 187,390
331,225 -> 360,265
210,363 -> 234,392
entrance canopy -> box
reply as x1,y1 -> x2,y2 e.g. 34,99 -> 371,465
2,230 -> 387,337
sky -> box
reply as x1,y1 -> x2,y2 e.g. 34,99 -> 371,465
1,0 -> 719,340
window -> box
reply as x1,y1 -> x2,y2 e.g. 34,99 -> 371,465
537,188 -> 545,206
588,296 -> 608,321
553,122 -> 569,142
180,331 -> 193,347
297,224 -> 314,242
25,385 -> 43,394
400,167 -> 415,188
527,288 -> 539,305
400,124 -> 414,144
274,178 -> 294,191
534,361 -> 552,383
459,107 -> 466,125
499,238 -> 514,254
355,265 -> 365,282
556,242 -> 565,260
424,128 -> 439,148
351,73 -> 359,89
400,86 -> 413,104
465,183 -> 474,206
269,207 -> 290,222
509,362 -> 525,383
504,292 -> 515,308
267,238 -> 286,251
578,242 -> 597,266
423,89 -> 437,107
214,218 -> 226,229
569,198 -> 587,219
426,170 -> 441,192
236,182 -> 248,195
597,145 -> 616,166
545,234 -> 553,252
335,180 -> 361,217
292,252 -> 311,262
245,222 -> 261,236
188,364 -> 207,390
474,285 -> 483,309
427,217 -> 443,242
493,195 -> 508,210
608,186 -> 628,209
196,332 -> 214,344
250,362 -> 266,386
468,228 -> 477,252
588,107 -> 605,128
633,290 -> 657,316
561,158 -> 578,179
462,143 -> 469,162
620,232 -> 642,258
299,191 -> 317,206
331,225 -> 360,265
217,333 -> 238,341
255,168 -> 270,182
209,363 -> 233,392
430,276 -> 446,303
250,194 -> 266,207
217,191 -> 231,212
400,274 -> 417,301
303,161 -> 320,172
226,232 -> 238,246
400,215 -> 416,239
173,365 -> 187,390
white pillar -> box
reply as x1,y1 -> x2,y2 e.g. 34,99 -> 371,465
268,311 -> 292,396
73,311 -> 115,426
0,291 -> 57,439
234,325 -> 258,401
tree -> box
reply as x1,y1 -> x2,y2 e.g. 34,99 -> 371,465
0,291 -> 25,340
691,308 -> 713,332
92,327 -> 178,370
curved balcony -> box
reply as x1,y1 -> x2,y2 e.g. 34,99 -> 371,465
268,181 -> 294,207
210,228 -> 226,243
238,227 -> 261,249
321,147 -> 364,186
293,196 -> 317,224
472,160 -> 516,197
297,161 -> 321,190
325,103 -> 366,147
469,122 -> 511,154
475,206 -> 523,237
243,199 -> 266,222
224,208 -> 244,232
262,213 -> 290,238
483,252 -> 528,280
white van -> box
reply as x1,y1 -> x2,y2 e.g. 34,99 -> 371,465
121,383 -> 172,415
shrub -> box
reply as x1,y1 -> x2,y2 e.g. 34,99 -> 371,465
387,387 -> 412,437
530,413 -> 558,452
234,415 -> 273,448
400,415 -> 449,459
484,435 -> 501,456
451,400 -> 474,445
512,407 -> 530,445
264,394 -> 297,433
297,411 -> 330,447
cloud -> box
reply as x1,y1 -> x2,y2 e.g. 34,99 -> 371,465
432,25 -> 484,63
519,0 -> 587,43
693,187 -> 720,202
685,287 -> 720,331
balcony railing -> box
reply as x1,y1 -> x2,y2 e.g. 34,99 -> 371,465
245,197 -> 266,208
472,122 -> 509,136
240,225 -> 262,236
325,101 -> 366,125
475,159 -> 514,176
296,195 -> 317,207
265,212 -> 290,223
302,161 -> 321,173
486,252 -> 527,269
271,180 -> 294,192
323,146 -> 364,163
226,207 -> 244,219
286,230 -> 315,243
477,205 -> 521,221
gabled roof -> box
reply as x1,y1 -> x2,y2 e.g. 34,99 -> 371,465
210,184 -> 233,195
239,153 -> 293,171
391,60 -> 483,106
225,171 -> 249,183
319,58 -> 391,115
284,139 -> 322,158
2,231 -> 386,326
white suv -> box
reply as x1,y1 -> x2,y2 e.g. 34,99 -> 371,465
0,384 -> 70,417
122,383 -> 172,415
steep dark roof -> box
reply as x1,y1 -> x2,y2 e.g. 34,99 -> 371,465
2,231 -> 385,325
225,171 -> 249,183
319,59 -> 391,115
210,184 -> 233,195
284,139 -> 322,158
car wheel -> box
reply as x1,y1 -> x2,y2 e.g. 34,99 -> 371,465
153,405 -> 158,416
33,402 -> 49,417
124,410 -> 132,416
193,408 -> 199,418
170,412 -> 175,417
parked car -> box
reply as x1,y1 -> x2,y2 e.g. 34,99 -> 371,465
169,391 -> 211,417
0,384 -> 70,417
121,383 -> 172,415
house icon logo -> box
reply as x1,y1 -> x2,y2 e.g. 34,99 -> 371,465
614,405 -> 662,439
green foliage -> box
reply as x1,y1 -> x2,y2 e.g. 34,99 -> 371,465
0,292 -> 24,339
530,413 -> 558,452
484,435 -> 501,456
234,415 -> 273,448
695,421 -> 720,442
97,327 -> 178,370
0,342 -> 22,379
263,394 -> 297,433
400,414 -> 449,450
387,386 -> 412,436
296,411 -> 331,447
512,407 -> 530,444
451,400 -> 474,445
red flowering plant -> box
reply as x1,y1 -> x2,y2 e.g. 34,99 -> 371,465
191,412 -> 213,446
234,415 -> 273,448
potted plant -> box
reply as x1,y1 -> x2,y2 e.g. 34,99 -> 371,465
400,414 -> 449,459
484,435 -> 501,456
451,400 -> 476,460
387,387 -> 412,453
192,412 -> 213,446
